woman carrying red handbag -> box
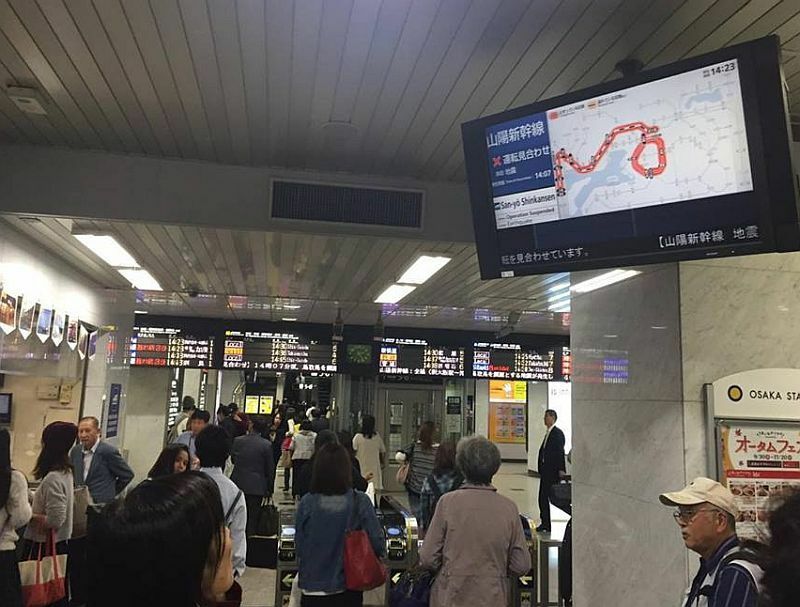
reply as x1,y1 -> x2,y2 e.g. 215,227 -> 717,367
295,443 -> 385,607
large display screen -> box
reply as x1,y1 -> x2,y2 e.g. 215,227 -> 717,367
472,342 -> 555,381
379,338 -> 466,377
129,325 -> 215,368
222,330 -> 337,372
462,36 -> 798,278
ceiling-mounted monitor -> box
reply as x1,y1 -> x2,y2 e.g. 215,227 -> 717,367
462,35 -> 799,278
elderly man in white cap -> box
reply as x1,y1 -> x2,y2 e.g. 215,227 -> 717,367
660,477 -> 763,607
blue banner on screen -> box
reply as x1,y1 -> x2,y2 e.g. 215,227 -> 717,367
106,383 -> 122,439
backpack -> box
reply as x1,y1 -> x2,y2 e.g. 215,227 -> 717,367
690,543 -> 764,606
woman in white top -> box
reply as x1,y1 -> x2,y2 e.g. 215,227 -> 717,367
0,428 -> 32,607
352,414 -> 386,495
290,421 -> 317,500
23,422 -> 77,607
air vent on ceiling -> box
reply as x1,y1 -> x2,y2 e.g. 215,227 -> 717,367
271,180 -> 423,228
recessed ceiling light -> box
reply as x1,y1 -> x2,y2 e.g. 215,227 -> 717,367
375,284 -> 416,304
281,317 -> 298,322
74,234 -> 139,268
571,269 -> 640,294
397,255 -> 451,285
118,269 -> 162,291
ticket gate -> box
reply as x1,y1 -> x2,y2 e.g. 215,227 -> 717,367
275,507 -> 298,607
377,495 -> 420,605
511,514 -> 538,607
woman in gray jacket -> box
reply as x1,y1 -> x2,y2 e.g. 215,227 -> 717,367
23,422 -> 77,607
419,435 -> 531,607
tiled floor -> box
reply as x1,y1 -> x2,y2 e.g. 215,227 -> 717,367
239,463 -> 569,607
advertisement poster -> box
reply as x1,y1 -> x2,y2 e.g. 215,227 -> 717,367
720,423 -> 800,539
17,299 -> 37,340
51,311 -> 65,346
105,383 -> 122,439
244,395 -> 260,415
259,395 -> 274,415
77,324 -> 88,360
489,402 -> 527,444
489,380 -> 528,403
445,396 -> 462,435
0,291 -> 17,334
66,317 -> 79,351
36,307 -> 53,343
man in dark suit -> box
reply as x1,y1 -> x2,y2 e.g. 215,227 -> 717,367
230,416 -> 275,536
69,416 -> 134,605
71,416 -> 135,504
537,409 -> 566,533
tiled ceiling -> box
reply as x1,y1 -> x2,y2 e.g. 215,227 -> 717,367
0,0 -> 797,183
0,214 -> 571,334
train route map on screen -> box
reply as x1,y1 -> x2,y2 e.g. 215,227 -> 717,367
486,59 -> 754,230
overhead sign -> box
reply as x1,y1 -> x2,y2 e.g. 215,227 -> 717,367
712,368 -> 800,421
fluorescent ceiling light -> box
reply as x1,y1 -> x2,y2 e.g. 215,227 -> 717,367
571,269 -> 640,294
282,304 -> 302,310
397,255 -> 451,285
74,234 -> 139,268
375,284 -> 416,304
281,317 -> 298,322
548,281 -> 570,293
548,291 -> 571,305
548,302 -> 570,313
118,269 -> 162,291
134,310 -> 149,315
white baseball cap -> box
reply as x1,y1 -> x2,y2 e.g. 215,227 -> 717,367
659,477 -> 738,517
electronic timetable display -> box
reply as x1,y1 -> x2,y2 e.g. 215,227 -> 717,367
379,338 -> 466,377
222,330 -> 338,372
129,326 -> 214,368
462,36 -> 799,278
473,342 -> 555,381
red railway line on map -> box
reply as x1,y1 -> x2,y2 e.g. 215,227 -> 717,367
553,121 -> 667,196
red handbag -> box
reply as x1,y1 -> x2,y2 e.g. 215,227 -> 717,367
343,492 -> 386,591
19,531 -> 67,607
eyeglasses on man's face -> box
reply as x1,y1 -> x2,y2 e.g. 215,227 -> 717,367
672,507 -> 722,525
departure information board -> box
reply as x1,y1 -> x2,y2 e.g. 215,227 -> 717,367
561,346 -> 572,382
129,326 -> 214,368
222,330 -> 338,372
472,342 -> 555,380
379,338 -> 466,377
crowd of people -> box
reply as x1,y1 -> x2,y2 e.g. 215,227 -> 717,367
3,403 -> 800,607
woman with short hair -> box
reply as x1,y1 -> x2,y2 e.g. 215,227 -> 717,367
147,443 -> 191,479
295,443 -> 385,606
419,436 -> 531,607
0,428 -> 32,607
23,421 -> 78,607
88,471 -> 237,606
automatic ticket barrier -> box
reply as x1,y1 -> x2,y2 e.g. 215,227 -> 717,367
374,495 -> 420,605
275,507 -> 297,607
511,514 -> 538,607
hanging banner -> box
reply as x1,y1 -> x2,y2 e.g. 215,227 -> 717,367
77,324 -> 88,360
17,299 -> 37,340
0,291 -> 17,334
51,311 -> 65,346
719,422 -> 800,539
88,331 -> 98,360
66,317 -> 79,351
36,307 -> 53,343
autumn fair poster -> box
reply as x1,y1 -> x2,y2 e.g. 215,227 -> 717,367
720,423 -> 800,540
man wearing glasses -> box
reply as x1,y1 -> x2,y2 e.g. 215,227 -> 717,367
660,477 -> 762,607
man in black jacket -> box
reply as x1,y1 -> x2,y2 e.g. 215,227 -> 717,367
537,409 -> 566,533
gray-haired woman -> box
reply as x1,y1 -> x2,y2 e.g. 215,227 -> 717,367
419,435 -> 531,607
